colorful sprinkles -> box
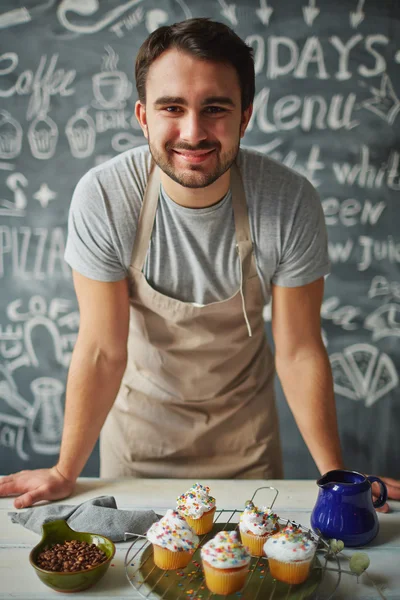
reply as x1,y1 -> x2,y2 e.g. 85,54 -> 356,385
146,509 -> 199,552
176,483 -> 216,519
264,524 -> 317,562
200,531 -> 250,568
239,500 -> 279,535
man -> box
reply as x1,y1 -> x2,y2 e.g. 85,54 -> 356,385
1,19 -> 399,509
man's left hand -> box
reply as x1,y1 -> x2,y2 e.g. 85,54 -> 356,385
373,476 -> 400,513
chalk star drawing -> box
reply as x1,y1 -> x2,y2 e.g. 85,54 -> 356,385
359,73 -> 400,125
33,183 -> 57,208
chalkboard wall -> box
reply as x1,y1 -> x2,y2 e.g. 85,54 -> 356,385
0,0 -> 399,480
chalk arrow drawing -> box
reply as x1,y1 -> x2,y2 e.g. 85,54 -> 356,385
217,0 -> 237,26
303,0 -> 319,26
256,0 -> 274,25
350,0 -> 365,28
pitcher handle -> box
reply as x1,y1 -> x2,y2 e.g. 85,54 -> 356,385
367,476 -> 388,509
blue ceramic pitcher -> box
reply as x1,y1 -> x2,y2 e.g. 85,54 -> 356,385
310,469 -> 388,547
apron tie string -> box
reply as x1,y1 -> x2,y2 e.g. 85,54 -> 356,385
237,243 -> 253,338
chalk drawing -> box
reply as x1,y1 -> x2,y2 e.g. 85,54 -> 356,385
57,0 -> 144,34
217,0 -> 237,26
33,183 -> 57,208
92,46 -> 131,110
66,107 -> 96,158
330,343 -> 398,407
0,110 -> 22,159
359,73 -> 400,125
28,377 -> 64,454
350,0 -> 365,28
364,304 -> 400,341
256,0 -> 274,26
28,112 -> 58,159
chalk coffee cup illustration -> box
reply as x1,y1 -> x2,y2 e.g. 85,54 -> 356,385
28,377 -> 64,454
92,71 -> 131,109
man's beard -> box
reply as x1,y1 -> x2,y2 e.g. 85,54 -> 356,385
147,136 -> 240,189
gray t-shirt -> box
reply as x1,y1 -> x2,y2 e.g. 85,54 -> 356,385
64,145 -> 330,305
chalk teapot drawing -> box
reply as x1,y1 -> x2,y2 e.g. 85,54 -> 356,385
310,469 -> 388,547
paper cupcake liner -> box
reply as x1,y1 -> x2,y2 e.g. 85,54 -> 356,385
152,545 -> 193,570
184,506 -> 216,534
240,525 -> 279,556
267,557 -> 313,585
202,561 -> 249,596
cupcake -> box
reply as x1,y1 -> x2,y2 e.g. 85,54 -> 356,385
239,500 -> 279,556
176,482 -> 216,534
201,530 -> 251,596
146,509 -> 199,570
263,525 -> 317,584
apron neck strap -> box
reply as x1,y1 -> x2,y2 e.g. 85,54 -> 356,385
231,162 -> 258,281
131,161 -> 160,271
131,161 -> 257,336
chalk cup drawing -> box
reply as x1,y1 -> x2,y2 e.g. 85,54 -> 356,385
92,45 -> 131,110
330,343 -> 399,407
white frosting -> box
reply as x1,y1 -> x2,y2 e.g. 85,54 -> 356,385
146,509 -> 199,552
239,502 -> 278,536
263,526 -> 317,562
201,531 -> 250,569
176,483 -> 216,519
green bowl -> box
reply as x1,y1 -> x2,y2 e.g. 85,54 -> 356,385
29,519 -> 116,593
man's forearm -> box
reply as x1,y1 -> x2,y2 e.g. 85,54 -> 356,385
276,347 -> 344,475
56,342 -> 127,482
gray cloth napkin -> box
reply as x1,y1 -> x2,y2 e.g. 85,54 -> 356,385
8,495 -> 160,542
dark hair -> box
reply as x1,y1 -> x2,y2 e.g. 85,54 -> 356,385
135,18 -> 255,111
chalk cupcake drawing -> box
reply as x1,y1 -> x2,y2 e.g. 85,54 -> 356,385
0,110 -> 23,160
66,107 -> 96,158
28,111 -> 58,160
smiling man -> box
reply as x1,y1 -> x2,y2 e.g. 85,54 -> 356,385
136,48 -> 250,198
1,18 -> 399,509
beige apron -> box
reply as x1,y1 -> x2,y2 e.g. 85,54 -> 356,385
100,161 -> 283,479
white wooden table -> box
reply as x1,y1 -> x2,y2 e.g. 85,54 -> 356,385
1,478 -> 399,599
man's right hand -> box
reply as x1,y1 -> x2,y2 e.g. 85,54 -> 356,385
0,466 -> 75,509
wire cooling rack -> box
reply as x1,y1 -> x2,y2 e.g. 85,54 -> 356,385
124,487 -> 341,600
